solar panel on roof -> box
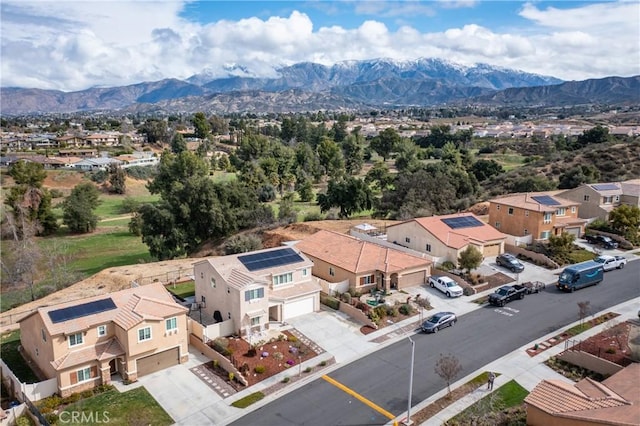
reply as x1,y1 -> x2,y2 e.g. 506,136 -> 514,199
441,216 -> 483,229
591,183 -> 619,191
238,247 -> 304,272
531,195 -> 561,206
48,298 -> 116,324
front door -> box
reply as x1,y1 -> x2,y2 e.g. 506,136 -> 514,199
109,359 -> 117,375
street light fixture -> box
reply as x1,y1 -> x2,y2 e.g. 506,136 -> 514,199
404,336 -> 415,426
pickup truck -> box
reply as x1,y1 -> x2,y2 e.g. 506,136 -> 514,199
488,285 -> 526,307
429,276 -> 464,298
585,234 -> 619,249
594,255 -> 627,271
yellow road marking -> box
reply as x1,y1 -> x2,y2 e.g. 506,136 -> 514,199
322,375 -> 395,420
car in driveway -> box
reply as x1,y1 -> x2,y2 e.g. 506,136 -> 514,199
585,234 -> 619,249
496,253 -> 525,273
421,311 -> 457,333
429,276 -> 464,298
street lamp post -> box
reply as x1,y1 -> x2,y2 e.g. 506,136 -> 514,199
405,336 -> 415,426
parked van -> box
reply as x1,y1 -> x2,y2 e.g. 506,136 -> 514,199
557,261 -> 604,292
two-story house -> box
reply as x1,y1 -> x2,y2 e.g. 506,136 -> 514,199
19,283 -> 189,397
193,246 -> 321,337
295,229 -> 432,294
488,192 -> 587,240
385,213 -> 507,265
559,180 -> 640,220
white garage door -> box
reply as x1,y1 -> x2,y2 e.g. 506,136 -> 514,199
566,227 -> 581,237
283,297 -> 314,320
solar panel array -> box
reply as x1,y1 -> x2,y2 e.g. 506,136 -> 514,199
238,247 -> 304,272
441,216 -> 483,229
531,195 -> 561,206
592,183 -> 619,191
49,298 -> 117,324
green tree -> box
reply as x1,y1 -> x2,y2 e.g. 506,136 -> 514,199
365,161 -> 394,192
548,232 -> 576,256
458,245 -> 483,274
342,134 -> 364,175
62,183 -> 101,233
394,139 -> 420,172
108,163 -> 126,194
147,151 -> 209,198
370,128 -> 400,161
296,177 -> 314,202
278,192 -> 297,224
140,119 -> 169,146
170,132 -> 188,154
471,159 -> 504,182
558,165 -> 600,189
330,116 -> 348,143
192,112 -> 211,140
316,137 -> 345,179
509,176 -> 556,193
608,205 -> 640,240
317,177 -> 373,218
577,125 -> 609,147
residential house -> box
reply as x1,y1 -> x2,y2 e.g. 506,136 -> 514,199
19,283 -> 189,397
559,180 -> 640,221
72,157 -> 121,171
525,363 -> 640,425
115,152 -> 159,168
488,192 -> 587,240
84,133 -> 120,147
193,246 -> 321,337
386,213 -> 507,265
295,229 -> 432,294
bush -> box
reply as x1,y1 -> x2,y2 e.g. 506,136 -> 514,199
399,303 -> 414,316
341,292 -> 352,303
44,413 -> 59,425
16,416 -> 33,426
606,347 -> 616,354
126,165 -> 157,180
463,287 -> 476,296
287,335 -> 298,343
254,365 -> 266,374
303,212 -> 324,222
62,392 -> 82,404
49,188 -> 64,198
304,367 -> 312,373
38,395 -> 62,411
273,352 -> 284,361
281,376 -> 290,383
374,305 -> 388,319
386,305 -> 399,317
120,196 -> 141,213
80,389 -> 94,399
320,294 -> 340,310
319,360 -> 327,367
224,234 -> 263,255
440,261 -> 456,271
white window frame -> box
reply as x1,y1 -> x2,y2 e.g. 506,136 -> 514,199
165,317 -> 178,332
68,332 -> 83,347
571,206 -> 576,213
302,268 -> 308,276
524,229 -> 529,235
543,212 -> 552,224
245,288 -> 264,302
525,211 -> 529,217
540,230 -> 551,239
556,207 -> 566,217
273,272 -> 293,286
496,205 -> 500,210
250,316 -> 261,326
138,326 -> 152,342
97,325 -> 107,337
77,367 -> 92,382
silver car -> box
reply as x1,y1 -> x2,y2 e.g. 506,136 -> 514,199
421,311 -> 457,333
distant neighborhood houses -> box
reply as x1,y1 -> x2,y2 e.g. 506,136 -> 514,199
0,151 -> 159,171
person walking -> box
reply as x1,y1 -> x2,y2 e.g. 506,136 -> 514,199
487,372 -> 495,390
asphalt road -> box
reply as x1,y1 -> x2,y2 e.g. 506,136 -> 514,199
231,262 -> 640,426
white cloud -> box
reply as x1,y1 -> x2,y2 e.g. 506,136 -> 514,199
1,0 -> 638,91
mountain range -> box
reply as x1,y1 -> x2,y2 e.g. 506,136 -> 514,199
1,58 -> 637,115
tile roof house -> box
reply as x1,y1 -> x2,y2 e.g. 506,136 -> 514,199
193,246 -> 321,337
295,229 -> 432,293
559,180 -> 640,220
488,192 -> 588,240
385,213 -> 507,266
19,283 -> 189,397
525,363 -> 640,425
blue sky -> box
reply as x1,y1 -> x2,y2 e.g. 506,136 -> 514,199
1,0 -> 638,91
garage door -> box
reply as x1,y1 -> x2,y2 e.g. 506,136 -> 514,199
282,297 -> 314,320
565,227 -> 581,237
137,347 -> 179,377
483,243 -> 501,257
398,271 -> 426,289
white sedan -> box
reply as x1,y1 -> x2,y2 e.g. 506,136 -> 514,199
429,276 -> 464,298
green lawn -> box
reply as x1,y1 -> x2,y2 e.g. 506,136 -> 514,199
449,379 -> 528,423
59,387 -> 173,426
0,331 -> 40,383
93,194 -> 160,219
478,153 -> 527,171
166,281 -> 195,299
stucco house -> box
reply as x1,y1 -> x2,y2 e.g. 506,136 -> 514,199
488,192 -> 587,240
193,246 -> 321,337
559,180 -> 640,221
525,363 -> 640,425
295,229 -> 432,294
19,283 -> 189,397
385,213 -> 507,266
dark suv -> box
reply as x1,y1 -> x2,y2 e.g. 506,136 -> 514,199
496,253 -> 525,273
585,234 -> 619,249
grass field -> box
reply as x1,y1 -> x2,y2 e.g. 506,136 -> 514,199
478,153 -> 527,171
448,379 -> 528,423
0,330 -> 40,383
166,281 -> 195,299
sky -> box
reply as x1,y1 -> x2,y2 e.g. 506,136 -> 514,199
1,0 -> 639,92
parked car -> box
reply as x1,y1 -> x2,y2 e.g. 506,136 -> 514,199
585,234 -> 619,249
421,311 -> 457,333
593,255 -> 627,271
557,260 -> 604,292
429,276 -> 464,298
488,285 -> 527,306
496,253 -> 525,273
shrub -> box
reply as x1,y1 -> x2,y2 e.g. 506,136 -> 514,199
281,376 -> 290,383
304,367 -> 312,373
399,303 -> 414,316
228,372 -> 235,381
224,234 -> 263,255
254,365 -> 266,374
319,360 -> 327,367
16,416 -> 33,426
62,392 -> 82,404
368,309 -> 380,325
386,305 -> 399,317
239,363 -> 250,374
44,413 -> 59,425
320,294 -> 340,310
463,287 -> 476,296
374,305 -> 388,319
341,292 -> 352,303
303,212 -> 324,222
38,395 -> 62,411
49,188 -> 64,198
80,389 -> 94,399
287,335 -> 298,343
441,261 -> 456,271
273,352 -> 284,361
606,347 -> 616,354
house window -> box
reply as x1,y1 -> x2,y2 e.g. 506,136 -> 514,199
540,231 -> 551,239
524,229 -> 529,235
138,327 -> 152,342
495,222 -> 500,229
200,272 -> 204,279
35,348 -> 39,357
273,272 -> 293,286
496,205 -> 500,210
329,267 -> 335,277
201,295 -> 206,304
302,268 -> 308,276
166,317 -> 178,332
525,211 -> 529,217
603,196 -> 613,204
97,325 -> 107,337
77,367 -> 92,382
245,288 -> 265,302
251,316 -> 261,326
584,195 -> 590,202
543,212 -> 552,224
41,329 -> 47,342
556,207 -> 566,216
614,195 -> 620,202
228,312 -> 231,319
571,206 -> 576,213
68,332 -> 83,347
425,244 -> 431,252
405,237 -> 411,243
210,277 -> 216,288
508,207 -> 514,215
359,275 -> 375,285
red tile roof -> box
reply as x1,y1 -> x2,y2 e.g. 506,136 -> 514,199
490,192 -> 578,212
51,338 -> 125,370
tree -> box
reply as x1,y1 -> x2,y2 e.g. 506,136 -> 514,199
278,192 -> 297,224
341,134 -> 364,175
547,232 -> 576,256
365,161 -> 393,192
370,128 -> 400,161
458,245 -> 483,274
296,176 -> 314,202
471,159 -> 504,182
394,139 -> 420,172
224,234 -> 263,255
317,177 -> 373,218
316,137 -> 345,179
434,353 -> 463,396
558,165 -> 600,189
608,204 -> 640,240
577,300 -> 591,328
0,219 -> 42,301
192,112 -> 211,140
577,125 -> 609,147
140,119 -> 169,146
62,183 -> 101,233
170,132 -> 188,154
108,163 -> 126,194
